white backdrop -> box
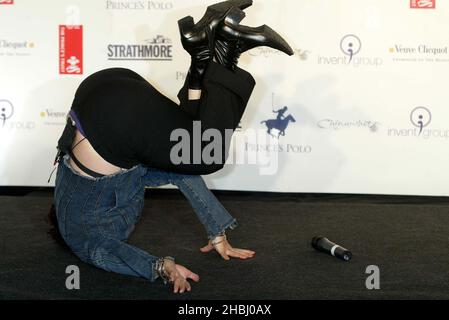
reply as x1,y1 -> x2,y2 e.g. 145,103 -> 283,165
1,0 -> 449,196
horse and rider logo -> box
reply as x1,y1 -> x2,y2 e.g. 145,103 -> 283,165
261,106 -> 296,139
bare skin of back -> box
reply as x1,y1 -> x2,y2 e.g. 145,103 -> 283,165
70,129 -> 124,178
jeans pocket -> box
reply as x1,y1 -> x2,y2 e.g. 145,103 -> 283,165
104,190 -> 119,214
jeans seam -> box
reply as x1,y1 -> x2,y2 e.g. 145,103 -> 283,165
94,178 -> 117,235
184,179 -> 208,207
93,178 -> 108,213
61,174 -> 81,240
118,207 -> 132,229
123,243 -> 159,281
56,163 -> 69,208
181,177 -> 223,235
110,177 -> 122,235
92,238 -> 159,281
80,182 -> 97,238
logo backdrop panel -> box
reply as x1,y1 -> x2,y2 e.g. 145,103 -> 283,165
1,0 -> 449,196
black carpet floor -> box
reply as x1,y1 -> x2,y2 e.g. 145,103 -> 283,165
1,189 -> 449,300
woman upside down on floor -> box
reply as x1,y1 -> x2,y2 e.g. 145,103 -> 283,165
48,0 -> 293,294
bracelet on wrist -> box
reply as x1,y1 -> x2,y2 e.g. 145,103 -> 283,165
211,233 -> 226,247
155,256 -> 175,284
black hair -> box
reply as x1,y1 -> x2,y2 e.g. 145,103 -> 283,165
47,203 -> 71,251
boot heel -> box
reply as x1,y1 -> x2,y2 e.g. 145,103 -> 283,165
224,6 -> 246,25
207,0 -> 253,14
197,0 -> 253,27
178,16 -> 195,38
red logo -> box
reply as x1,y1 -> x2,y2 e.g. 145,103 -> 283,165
59,25 -> 83,75
0,0 -> 14,4
410,0 -> 436,8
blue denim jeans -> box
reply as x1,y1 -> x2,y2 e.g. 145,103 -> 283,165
54,155 -> 237,282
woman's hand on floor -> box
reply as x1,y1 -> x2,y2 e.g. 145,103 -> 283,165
200,235 -> 256,261
163,260 -> 200,294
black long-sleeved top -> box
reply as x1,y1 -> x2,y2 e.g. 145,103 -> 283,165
68,62 -> 255,175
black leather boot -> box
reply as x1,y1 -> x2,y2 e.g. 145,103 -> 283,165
214,6 -> 294,72
194,0 -> 253,31
178,16 -> 214,90
178,1 -> 253,89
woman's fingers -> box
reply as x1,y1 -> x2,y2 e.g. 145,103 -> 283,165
188,271 -> 200,282
174,278 -> 187,294
227,248 -> 256,259
174,278 -> 180,293
218,249 -> 231,261
179,280 -> 186,294
201,237 -> 256,261
176,278 -> 191,294
180,266 -> 200,282
200,243 -> 214,253
170,265 -> 201,294
201,241 -> 231,260
171,272 -> 196,294
177,265 -> 200,282
227,249 -> 250,259
233,248 -> 256,257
